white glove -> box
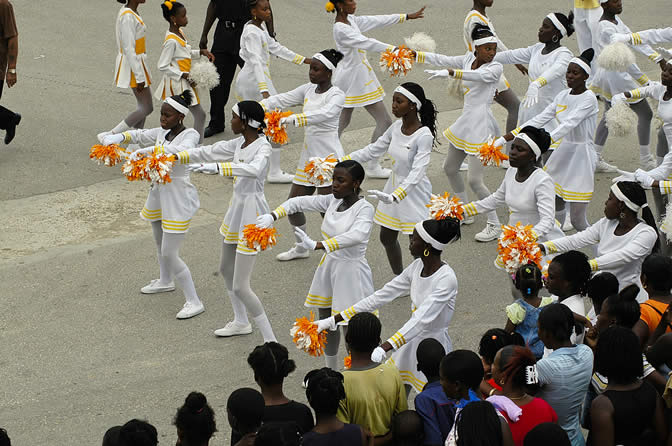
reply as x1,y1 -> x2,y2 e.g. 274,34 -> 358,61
367,189 -> 396,204
280,115 -> 298,127
611,93 -> 628,105
611,169 -> 635,183
255,213 -> 275,229
188,163 -> 220,175
494,137 -> 507,148
522,82 -> 540,108
610,33 -> 631,44
102,133 -> 125,146
657,47 -> 672,60
294,227 -> 317,251
371,346 -> 387,363
129,146 -> 153,161
314,316 -> 337,332
425,69 -> 451,80
97,131 -> 112,144
634,168 -> 655,188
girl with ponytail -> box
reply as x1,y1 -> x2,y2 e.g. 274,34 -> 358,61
173,392 -> 217,446
342,82 -> 437,274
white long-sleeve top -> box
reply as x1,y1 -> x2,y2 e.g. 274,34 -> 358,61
628,82 -> 672,152
630,28 -> 672,46
341,259 -> 457,350
114,7 -> 151,88
154,32 -> 201,104
274,195 -> 373,260
543,218 -> 657,293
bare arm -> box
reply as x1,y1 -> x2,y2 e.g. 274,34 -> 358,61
266,1 -> 275,37
199,1 -> 217,50
6,34 -> 16,87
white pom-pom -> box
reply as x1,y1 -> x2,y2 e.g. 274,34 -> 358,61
605,101 -> 637,136
189,60 -> 220,91
597,43 -> 635,72
404,32 -> 436,53
446,77 -> 464,100
662,200 -> 672,240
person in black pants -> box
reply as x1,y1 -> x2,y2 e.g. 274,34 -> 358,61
0,0 -> 20,145
199,0 -> 274,138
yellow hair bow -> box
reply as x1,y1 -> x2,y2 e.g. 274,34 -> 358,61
325,1 -> 335,12
164,0 -> 174,10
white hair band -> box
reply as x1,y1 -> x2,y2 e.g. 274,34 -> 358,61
165,97 -> 190,116
570,57 -> 592,76
474,36 -> 498,47
232,103 -> 262,129
547,13 -> 567,37
394,86 -> 422,111
312,53 -> 336,72
414,221 -> 447,251
611,183 -> 648,212
516,133 -> 542,160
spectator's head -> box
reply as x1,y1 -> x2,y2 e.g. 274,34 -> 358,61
118,419 -> 158,446
492,345 -> 537,393
304,368 -> 346,416
0,429 -> 10,446
537,303 -> 574,348
546,251 -> 591,298
227,388 -> 265,436
254,422 -> 301,446
345,312 -> 381,354
333,160 -> 365,197
514,263 -> 543,299
102,426 -> 121,446
596,284 -> 640,332
160,1 -> 186,25
173,392 -> 217,446
416,338 -> 446,380
455,401 -> 502,446
391,410 -> 425,446
478,329 -> 523,376
248,342 -> 297,387
523,423 -> 570,446
440,350 -> 484,400
595,326 -> 642,385
641,254 -> 672,295
586,272 -> 619,315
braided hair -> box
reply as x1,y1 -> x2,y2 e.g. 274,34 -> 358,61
247,342 -> 297,385
514,263 -> 543,299
304,367 -> 346,415
550,250 -> 592,296
173,392 -> 217,446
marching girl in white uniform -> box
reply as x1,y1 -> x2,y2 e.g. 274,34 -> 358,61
342,82 -> 436,274
420,24 -> 502,242
501,49 -> 599,233
173,101 -> 277,342
541,181 -> 659,302
493,13 -> 574,160
154,1 -> 214,144
315,217 -> 460,393
589,0 -> 665,171
236,0 -> 311,184
98,0 -> 153,142
327,0 -> 426,179
257,160 -> 374,370
102,91 -> 204,320
259,49 -> 347,262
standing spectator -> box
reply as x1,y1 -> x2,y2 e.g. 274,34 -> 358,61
227,388 -> 265,446
118,419 -> 158,446
0,0 -> 19,144
633,254 -> 672,347
523,423 -> 570,446
173,392 -> 217,446
391,410 -> 424,446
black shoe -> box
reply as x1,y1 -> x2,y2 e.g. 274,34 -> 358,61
5,112 -> 20,144
204,125 -> 224,138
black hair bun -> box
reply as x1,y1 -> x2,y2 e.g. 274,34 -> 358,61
177,89 -> 193,107
520,126 -> 552,153
580,48 -> 595,64
185,392 -> 207,414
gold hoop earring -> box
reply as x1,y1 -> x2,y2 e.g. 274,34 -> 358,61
423,248 -> 430,257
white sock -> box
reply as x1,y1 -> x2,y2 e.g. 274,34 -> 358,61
657,156 -> 665,166
293,224 -> 308,254
325,354 -> 339,370
252,313 -> 277,342
228,289 -> 249,325
594,144 -> 604,157
174,267 -> 201,306
640,145 -> 651,159
110,120 -> 130,134
269,148 -> 283,175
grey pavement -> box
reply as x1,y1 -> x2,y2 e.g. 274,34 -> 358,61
0,0 -> 669,444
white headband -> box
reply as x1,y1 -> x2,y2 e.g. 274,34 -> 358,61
232,103 -> 262,128
474,36 -> 498,47
515,133 -> 542,160
611,183 -> 648,212
547,13 -> 567,37
394,86 -> 422,111
165,97 -> 190,116
312,53 -> 336,72
415,221 -> 447,251
570,57 -> 592,76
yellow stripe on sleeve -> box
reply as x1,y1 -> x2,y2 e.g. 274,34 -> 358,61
589,259 -> 598,272
463,202 -> 478,217
176,150 -> 189,164
219,162 -> 233,177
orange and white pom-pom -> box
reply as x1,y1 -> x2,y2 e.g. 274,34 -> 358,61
304,154 -> 338,186
89,144 -> 128,167
497,222 -> 542,273
478,137 -> 509,167
426,192 -> 464,221
290,312 -> 327,357
242,224 -> 278,252
264,109 -> 293,145
344,355 -> 352,369
379,45 -> 414,77
121,149 -> 176,184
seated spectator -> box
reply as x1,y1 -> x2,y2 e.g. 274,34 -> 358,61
391,410 -> 424,446
585,272 -> 619,319
118,419 -> 158,446
247,343 -> 314,435
173,392 -> 217,446
490,345 -> 557,446
633,254 -> 672,347
536,304 -> 593,446
478,329 -> 523,397
302,367 -> 366,446
102,426 -> 121,446
0,428 -> 10,446
588,326 -> 667,446
337,312 -> 407,444
227,388 -> 265,446
523,423 -> 570,446
453,401 -> 505,446
414,338 -> 456,446
254,422 -> 302,446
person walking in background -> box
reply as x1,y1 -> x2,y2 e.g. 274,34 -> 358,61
0,0 -> 20,144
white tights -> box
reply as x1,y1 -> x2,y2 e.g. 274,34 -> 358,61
319,307 -> 347,369
554,198 -> 590,232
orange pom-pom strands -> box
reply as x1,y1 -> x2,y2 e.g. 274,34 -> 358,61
344,355 -> 352,369
379,45 -> 415,77
497,222 -> 543,274
121,147 -> 176,184
426,192 -> 465,221
242,224 -> 278,252
264,109 -> 293,145
290,311 -> 328,357
89,144 -> 129,167
304,154 -> 338,186
478,137 -> 509,167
